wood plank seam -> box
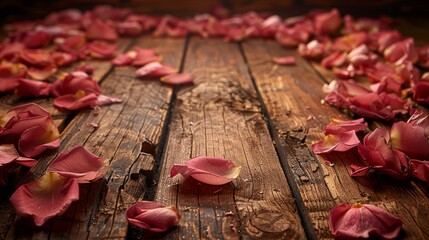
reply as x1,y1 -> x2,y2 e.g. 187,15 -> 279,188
238,42 -> 318,240
144,35 -> 191,201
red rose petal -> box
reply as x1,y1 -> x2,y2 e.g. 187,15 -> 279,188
126,201 -> 180,232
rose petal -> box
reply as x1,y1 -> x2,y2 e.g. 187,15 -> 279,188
312,131 -> 360,154
390,121 -> 429,159
329,203 -> 402,239
112,54 -> 134,66
27,65 -> 57,81
0,144 -> 19,166
16,78 -> 51,97
272,56 -> 296,65
18,124 -> 60,158
53,92 -> 98,110
324,118 -> 367,135
170,156 -> 241,185
126,201 -> 180,232
9,172 -> 80,226
314,8 -> 341,35
48,146 -> 106,183
96,95 -> 122,106
135,62 -> 162,77
409,159 -> 429,184
160,73 -> 193,85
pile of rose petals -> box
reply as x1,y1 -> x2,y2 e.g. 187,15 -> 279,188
0,103 -> 106,226
112,47 -> 193,85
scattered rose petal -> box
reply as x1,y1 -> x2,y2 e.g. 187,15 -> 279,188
126,201 -> 180,232
47,146 -> 106,183
170,156 -> 241,185
27,65 -> 57,81
9,172 -> 80,226
16,78 -> 52,97
329,203 -> 402,239
0,144 -> 19,166
96,94 -> 122,106
272,56 -> 296,65
53,92 -> 98,110
312,131 -> 360,154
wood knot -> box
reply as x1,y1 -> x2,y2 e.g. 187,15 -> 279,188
251,212 -> 291,233
246,211 -> 299,239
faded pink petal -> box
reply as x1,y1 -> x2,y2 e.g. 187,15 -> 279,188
20,49 -> 52,67
136,62 -> 162,77
321,51 -> 347,68
272,56 -> 296,65
384,38 -> 418,65
126,201 -> 180,232
27,65 -> 57,81
112,54 -> 134,66
409,159 -> 429,184
314,8 -> 341,35
329,203 -> 402,239
96,95 -> 122,106
53,92 -> 98,110
407,110 -> 429,137
275,21 -> 312,47
161,73 -> 193,85
357,128 -> 409,179
324,118 -> 367,135
390,121 -> 429,160
170,156 -> 241,185
132,55 -> 161,67
16,78 -> 51,97
9,172 -> 80,226
0,103 -> 50,128
52,51 -> 77,67
18,126 -> 60,157
48,146 -> 106,183
151,64 -> 178,77
370,30 -> 402,53
51,71 -> 101,97
0,144 -> 19,166
117,21 -> 143,36
298,40 -> 326,59
413,80 -> 429,105
312,131 -> 360,154
0,77 -> 19,92
332,32 -> 368,52
85,19 -> 118,41
85,41 -> 117,59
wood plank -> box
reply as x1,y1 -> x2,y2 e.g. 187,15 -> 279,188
4,36 -> 185,239
242,39 -> 429,239
154,37 -> 306,239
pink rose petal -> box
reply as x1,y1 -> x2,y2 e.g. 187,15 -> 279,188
160,73 -> 193,85
54,92 -> 98,110
48,146 -> 106,183
409,159 -> 429,184
170,156 -> 241,185
135,62 -> 162,77
272,56 -> 296,65
329,203 -> 402,239
96,95 -> 122,106
9,172 -> 80,226
390,121 -> 429,160
16,78 -> 51,97
27,65 -> 58,81
126,201 -> 180,232
0,144 -> 19,166
312,131 -> 360,154
18,125 -> 60,158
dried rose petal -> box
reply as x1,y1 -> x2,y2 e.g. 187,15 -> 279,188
9,172 -> 80,226
272,56 -> 296,65
16,78 -> 51,97
170,156 -> 241,185
126,201 -> 180,232
314,8 -> 341,35
312,131 -> 360,154
329,203 -> 402,239
48,146 -> 106,183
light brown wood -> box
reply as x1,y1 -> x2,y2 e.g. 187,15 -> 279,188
242,39 -> 429,239
154,37 -> 305,239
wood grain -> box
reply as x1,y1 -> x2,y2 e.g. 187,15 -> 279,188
242,39 -> 429,239
4,36 -> 185,239
154,37 -> 305,239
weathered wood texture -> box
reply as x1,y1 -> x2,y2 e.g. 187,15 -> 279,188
3,36 -> 185,239
242,39 -> 429,239
153,37 -> 305,239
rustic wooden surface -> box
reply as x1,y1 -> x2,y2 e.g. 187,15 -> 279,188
1,21 -> 429,240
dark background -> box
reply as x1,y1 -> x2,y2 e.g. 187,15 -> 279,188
0,0 -> 428,24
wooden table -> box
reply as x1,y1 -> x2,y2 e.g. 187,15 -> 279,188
1,19 -> 429,240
